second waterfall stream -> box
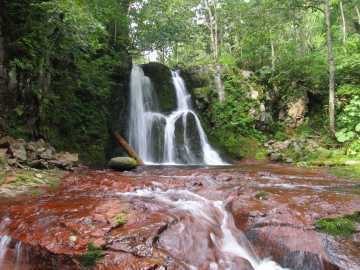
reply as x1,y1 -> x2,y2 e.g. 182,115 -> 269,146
128,65 -> 226,165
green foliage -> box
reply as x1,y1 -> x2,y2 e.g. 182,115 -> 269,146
130,0 -> 195,62
0,169 -> 64,197
255,149 -> 268,161
4,0 -> 360,165
2,0 -> 131,164
219,53 -> 237,66
315,212 -> 360,236
337,85 -> 360,96
80,243 -> 105,267
336,95 -> 360,151
255,191 -> 269,200
191,66 -> 268,159
329,165 -> 360,180
115,212 -> 128,226
273,130 -> 288,141
210,69 -> 264,139
0,156 -> 5,168
335,129 -> 356,143
346,140 -> 360,158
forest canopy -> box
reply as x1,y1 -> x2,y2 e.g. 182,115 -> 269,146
0,0 -> 359,163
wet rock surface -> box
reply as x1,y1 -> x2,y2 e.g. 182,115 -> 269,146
0,162 -> 359,269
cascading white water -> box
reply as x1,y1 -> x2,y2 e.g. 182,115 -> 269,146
128,65 -> 226,165
0,235 -> 11,266
15,242 -> 23,270
128,65 -> 159,162
119,188 -> 289,270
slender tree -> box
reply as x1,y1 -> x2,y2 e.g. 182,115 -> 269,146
202,0 -> 220,61
339,1 -> 346,43
325,0 -> 336,134
356,5 -> 360,25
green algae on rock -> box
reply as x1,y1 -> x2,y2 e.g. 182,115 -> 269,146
315,212 -> 360,236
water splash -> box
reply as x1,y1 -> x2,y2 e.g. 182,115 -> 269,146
15,242 -> 23,270
0,235 -> 11,266
119,188 -> 289,270
128,65 -> 226,165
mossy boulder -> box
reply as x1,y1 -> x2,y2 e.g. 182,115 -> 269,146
141,62 -> 176,113
108,157 -> 138,171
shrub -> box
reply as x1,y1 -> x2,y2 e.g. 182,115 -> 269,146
79,243 -> 105,267
336,94 -> 360,144
115,213 -> 128,226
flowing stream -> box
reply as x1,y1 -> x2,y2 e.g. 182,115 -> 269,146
120,187 -> 288,270
128,65 -> 226,165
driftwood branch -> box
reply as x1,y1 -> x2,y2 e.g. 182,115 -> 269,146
113,132 -> 144,165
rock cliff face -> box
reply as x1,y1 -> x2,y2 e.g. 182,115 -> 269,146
141,62 -> 177,113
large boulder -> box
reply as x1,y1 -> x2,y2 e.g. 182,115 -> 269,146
49,152 -> 79,169
8,140 -> 27,162
108,157 -> 138,171
0,136 -> 16,148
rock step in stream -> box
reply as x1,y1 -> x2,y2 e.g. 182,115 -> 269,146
0,163 -> 358,269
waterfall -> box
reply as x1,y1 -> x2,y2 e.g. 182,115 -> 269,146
128,65 -> 226,165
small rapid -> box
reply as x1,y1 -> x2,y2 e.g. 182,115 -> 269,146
128,65 -> 226,165
119,187 -> 288,270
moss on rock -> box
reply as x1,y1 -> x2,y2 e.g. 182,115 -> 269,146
141,62 -> 177,113
329,165 -> 360,180
108,157 -> 138,171
315,212 -> 360,236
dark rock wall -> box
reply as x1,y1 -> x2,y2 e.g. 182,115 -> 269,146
141,62 -> 177,113
0,4 -> 8,132
106,62 -> 132,160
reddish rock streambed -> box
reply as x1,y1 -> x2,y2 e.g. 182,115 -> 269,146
0,162 -> 359,270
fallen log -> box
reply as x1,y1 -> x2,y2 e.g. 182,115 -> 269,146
113,132 -> 144,165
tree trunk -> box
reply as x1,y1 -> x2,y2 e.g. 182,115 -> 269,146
113,132 -> 144,165
271,40 -> 276,72
356,6 -> 360,25
213,0 -> 219,61
203,0 -> 218,61
114,21 -> 117,46
325,0 -> 336,135
339,1 -> 346,43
